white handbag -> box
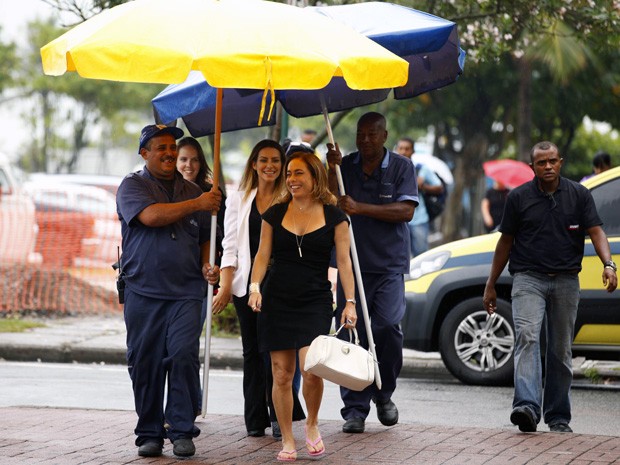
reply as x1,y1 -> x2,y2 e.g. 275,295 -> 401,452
304,324 -> 375,391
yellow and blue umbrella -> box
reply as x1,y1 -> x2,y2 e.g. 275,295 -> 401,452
153,2 -> 465,136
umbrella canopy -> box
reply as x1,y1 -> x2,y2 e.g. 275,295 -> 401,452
153,72 -> 279,135
41,0 -> 407,91
152,2 -> 465,136
411,153 -> 454,185
483,159 -> 534,189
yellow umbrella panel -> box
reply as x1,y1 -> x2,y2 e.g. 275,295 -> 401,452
41,0 -> 408,91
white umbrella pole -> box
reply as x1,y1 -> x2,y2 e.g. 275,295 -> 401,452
201,88 -> 224,417
322,107 -> 382,390
201,218 -> 216,418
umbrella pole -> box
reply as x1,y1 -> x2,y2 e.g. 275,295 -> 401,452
321,107 -> 382,390
201,88 -> 223,418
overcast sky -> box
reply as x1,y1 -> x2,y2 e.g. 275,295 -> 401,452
0,0 -> 58,159
0,0 -> 56,43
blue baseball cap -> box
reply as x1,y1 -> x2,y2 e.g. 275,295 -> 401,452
138,124 -> 184,153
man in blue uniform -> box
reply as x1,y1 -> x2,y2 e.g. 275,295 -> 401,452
116,125 -> 222,457
484,141 -> 617,434
326,112 -> 418,433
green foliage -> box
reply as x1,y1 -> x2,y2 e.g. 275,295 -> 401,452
16,17 -> 164,172
404,0 -> 620,63
0,27 -> 17,94
210,303 -> 240,337
565,124 -> 620,180
583,367 -> 602,384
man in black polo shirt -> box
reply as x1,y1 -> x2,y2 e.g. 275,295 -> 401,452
483,141 -> 617,434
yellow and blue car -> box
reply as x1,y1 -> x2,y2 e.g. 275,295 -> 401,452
402,166 -> 620,385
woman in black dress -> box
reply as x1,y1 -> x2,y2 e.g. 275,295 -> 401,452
248,151 -> 357,461
212,140 -> 305,438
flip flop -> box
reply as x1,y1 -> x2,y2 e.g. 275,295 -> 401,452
277,450 -> 297,462
305,427 -> 325,457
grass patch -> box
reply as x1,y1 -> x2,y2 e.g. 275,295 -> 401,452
0,318 -> 46,333
583,367 -> 602,384
202,303 -> 240,338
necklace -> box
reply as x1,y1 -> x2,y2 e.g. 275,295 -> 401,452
292,204 -> 314,258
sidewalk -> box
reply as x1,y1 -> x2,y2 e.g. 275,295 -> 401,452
0,316 -> 618,384
3,406 -> 620,465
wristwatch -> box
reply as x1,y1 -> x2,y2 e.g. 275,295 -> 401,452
604,260 -> 617,272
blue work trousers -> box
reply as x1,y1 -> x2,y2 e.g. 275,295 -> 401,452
124,289 -> 202,445
335,273 -> 405,420
511,271 -> 579,427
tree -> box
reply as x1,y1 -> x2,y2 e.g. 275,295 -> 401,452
0,28 -> 17,96
399,0 -> 620,240
42,0 -> 127,23
18,18 -> 164,173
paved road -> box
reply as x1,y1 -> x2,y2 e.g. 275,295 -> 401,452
2,361 -> 619,436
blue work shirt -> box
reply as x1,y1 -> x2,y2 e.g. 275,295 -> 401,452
339,149 -> 418,274
116,168 -> 212,300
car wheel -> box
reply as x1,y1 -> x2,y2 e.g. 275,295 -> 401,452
439,297 -> 514,386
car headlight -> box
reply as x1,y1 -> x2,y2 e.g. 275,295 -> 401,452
408,250 -> 451,280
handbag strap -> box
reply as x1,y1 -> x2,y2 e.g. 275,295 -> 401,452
334,323 -> 360,346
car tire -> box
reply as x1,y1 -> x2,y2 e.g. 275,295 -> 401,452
439,297 -> 515,386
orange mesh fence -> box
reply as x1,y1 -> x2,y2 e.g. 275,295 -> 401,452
0,185 -> 122,316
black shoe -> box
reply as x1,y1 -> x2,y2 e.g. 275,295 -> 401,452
342,417 -> 365,434
138,440 -> 163,457
247,429 -> 265,437
550,423 -> 573,433
375,398 -> 399,426
173,438 -> 196,457
510,406 -> 537,432
271,421 -> 282,439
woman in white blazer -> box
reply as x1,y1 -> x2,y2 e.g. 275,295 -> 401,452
213,140 -> 305,438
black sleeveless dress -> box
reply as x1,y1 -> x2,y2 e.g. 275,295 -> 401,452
258,202 -> 348,352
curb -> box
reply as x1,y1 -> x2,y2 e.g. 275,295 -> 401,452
0,344 -> 452,379
0,344 -> 242,369
1,344 -> 618,386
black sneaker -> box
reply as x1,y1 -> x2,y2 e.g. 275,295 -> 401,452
342,417 -> 365,433
550,423 -> 573,433
137,440 -> 163,457
510,406 -> 537,432
271,421 -> 282,439
173,438 -> 196,457
374,398 -> 399,426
